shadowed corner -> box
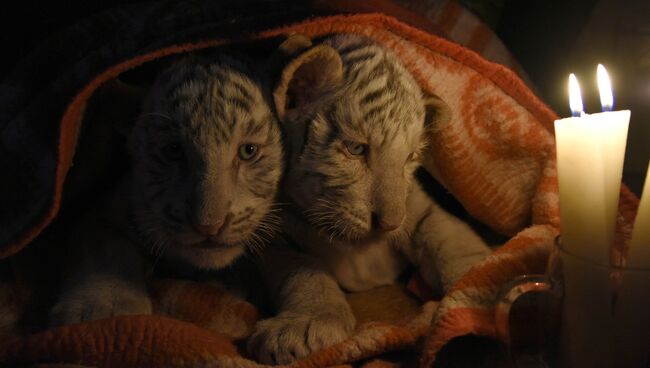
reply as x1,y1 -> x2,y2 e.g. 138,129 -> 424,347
433,334 -> 507,368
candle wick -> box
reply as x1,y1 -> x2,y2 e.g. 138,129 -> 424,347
603,105 -> 613,112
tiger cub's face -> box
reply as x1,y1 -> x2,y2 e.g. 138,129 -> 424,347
129,56 -> 283,269
278,35 -> 444,245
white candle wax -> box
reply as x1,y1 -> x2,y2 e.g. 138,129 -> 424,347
554,70 -> 630,265
594,110 -> 630,251
555,111 -> 629,264
626,161 -> 650,268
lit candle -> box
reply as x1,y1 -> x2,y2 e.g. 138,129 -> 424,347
554,66 -> 630,265
626,162 -> 650,268
593,65 -> 631,265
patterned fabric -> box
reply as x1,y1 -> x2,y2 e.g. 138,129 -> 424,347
0,1 -> 639,367
393,0 -> 530,83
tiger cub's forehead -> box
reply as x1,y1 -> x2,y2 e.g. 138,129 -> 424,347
326,40 -> 425,146
150,58 -> 272,142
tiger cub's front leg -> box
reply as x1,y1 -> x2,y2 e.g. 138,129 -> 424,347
248,246 -> 355,365
49,215 -> 152,326
406,186 -> 491,292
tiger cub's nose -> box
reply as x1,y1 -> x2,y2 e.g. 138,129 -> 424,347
193,220 -> 225,237
371,213 -> 401,232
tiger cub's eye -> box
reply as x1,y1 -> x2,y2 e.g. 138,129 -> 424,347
162,142 -> 184,161
406,151 -> 419,162
238,144 -> 259,160
344,141 -> 367,157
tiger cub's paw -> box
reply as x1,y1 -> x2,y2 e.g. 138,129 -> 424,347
248,310 -> 355,364
49,277 -> 152,327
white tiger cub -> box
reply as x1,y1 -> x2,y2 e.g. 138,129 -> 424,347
49,54 -> 284,325
248,35 -> 492,364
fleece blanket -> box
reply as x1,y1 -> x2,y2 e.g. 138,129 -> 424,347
0,1 -> 639,367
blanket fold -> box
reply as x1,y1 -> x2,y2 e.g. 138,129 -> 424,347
0,1 -> 638,367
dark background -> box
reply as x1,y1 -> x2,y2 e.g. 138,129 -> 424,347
1,0 -> 648,193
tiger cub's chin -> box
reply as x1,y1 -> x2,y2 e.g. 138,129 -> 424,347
172,245 -> 246,270
165,233 -> 246,269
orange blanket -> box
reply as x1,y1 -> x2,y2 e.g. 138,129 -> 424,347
0,3 -> 638,367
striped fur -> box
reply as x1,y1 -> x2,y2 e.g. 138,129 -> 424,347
130,55 -> 284,269
249,35 -> 491,364
50,55 -> 284,326
283,35 -> 427,239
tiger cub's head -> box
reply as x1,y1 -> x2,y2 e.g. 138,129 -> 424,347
274,34 -> 450,245
129,55 -> 283,269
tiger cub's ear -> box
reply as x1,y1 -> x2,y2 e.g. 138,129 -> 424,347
274,37 -> 343,121
275,34 -> 313,60
423,94 -> 452,130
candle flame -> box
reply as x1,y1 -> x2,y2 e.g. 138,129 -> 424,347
568,73 -> 584,116
597,64 -> 613,111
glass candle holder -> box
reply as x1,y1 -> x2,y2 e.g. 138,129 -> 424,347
495,236 -> 621,368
